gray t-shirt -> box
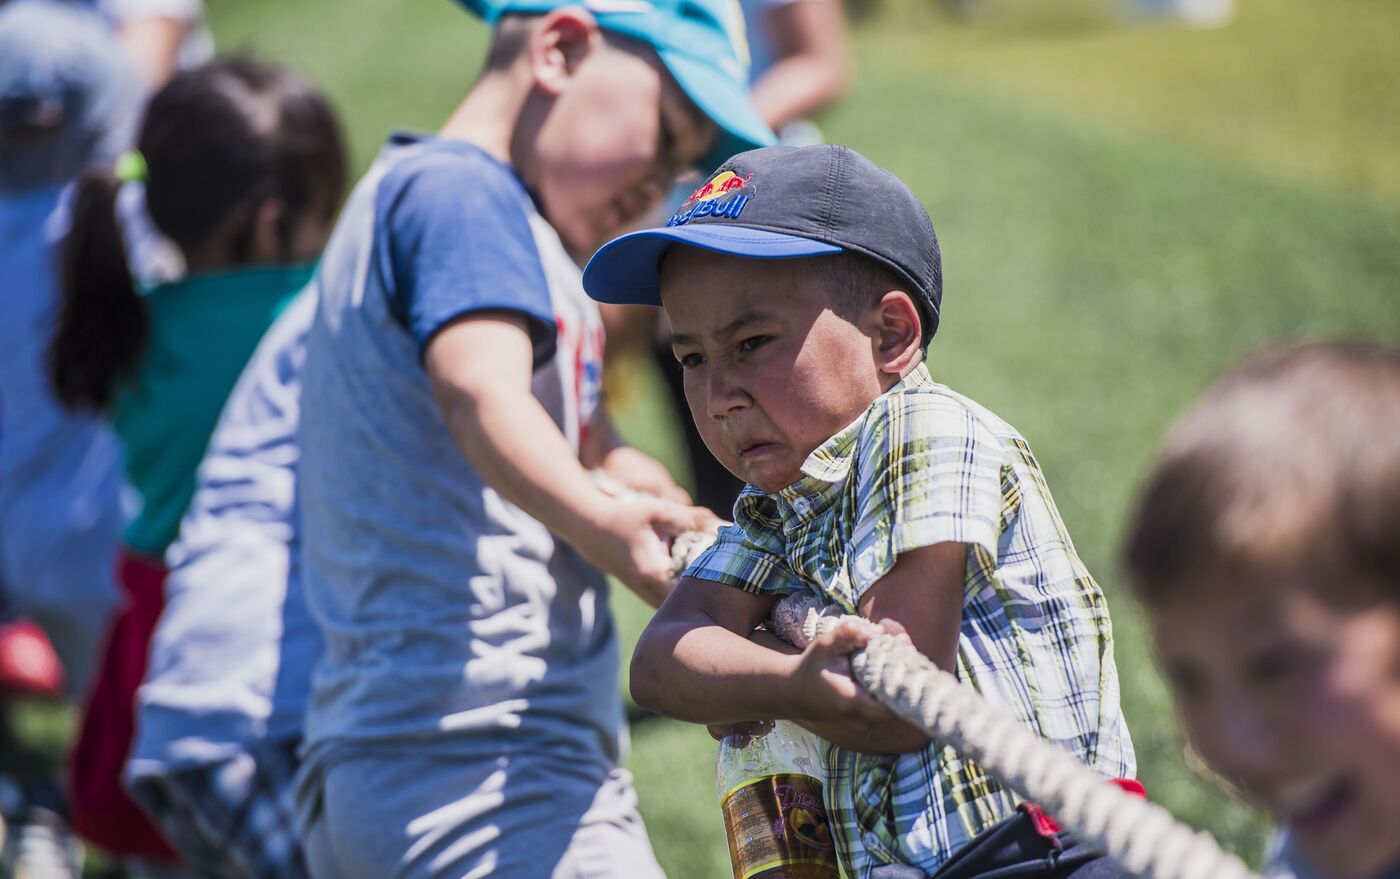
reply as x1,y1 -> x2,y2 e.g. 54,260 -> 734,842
297,134 -> 619,784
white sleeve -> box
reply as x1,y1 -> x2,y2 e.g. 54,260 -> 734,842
100,0 -> 204,27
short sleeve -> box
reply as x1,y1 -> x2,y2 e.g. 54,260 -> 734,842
376,150 -> 557,364
100,0 -> 204,25
684,494 -> 807,597
847,392 -> 1007,595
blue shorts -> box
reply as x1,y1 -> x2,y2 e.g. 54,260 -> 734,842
300,750 -> 665,879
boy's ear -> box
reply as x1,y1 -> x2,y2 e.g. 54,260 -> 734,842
248,196 -> 286,263
529,7 -> 602,96
872,290 -> 925,375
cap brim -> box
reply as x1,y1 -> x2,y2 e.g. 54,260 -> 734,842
658,49 -> 776,172
583,224 -> 842,305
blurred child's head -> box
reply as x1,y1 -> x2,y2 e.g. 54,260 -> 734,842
131,56 -> 347,267
0,0 -> 140,193
49,56 -> 348,411
583,145 -> 940,491
462,0 -> 773,255
1125,342 -> 1400,879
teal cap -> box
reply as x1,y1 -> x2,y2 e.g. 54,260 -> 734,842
454,0 -> 776,170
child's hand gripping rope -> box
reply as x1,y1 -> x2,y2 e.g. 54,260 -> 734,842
770,592 -> 1263,879
664,528 -> 1262,879
589,471 -> 723,603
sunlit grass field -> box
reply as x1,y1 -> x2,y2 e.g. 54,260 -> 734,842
167,0 -> 1400,873
19,0 -> 1400,875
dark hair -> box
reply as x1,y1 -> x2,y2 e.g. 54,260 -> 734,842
483,14 -> 542,72
1124,341 -> 1400,605
48,55 -> 347,411
482,13 -> 646,73
813,252 -> 922,345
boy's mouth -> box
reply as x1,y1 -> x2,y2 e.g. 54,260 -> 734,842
1275,773 -> 1354,837
736,440 -> 778,462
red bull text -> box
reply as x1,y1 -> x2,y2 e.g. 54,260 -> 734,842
666,193 -> 750,226
668,171 -> 754,226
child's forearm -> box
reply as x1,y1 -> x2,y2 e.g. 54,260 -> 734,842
437,368 -> 615,548
425,317 -> 701,605
632,616 -> 803,724
796,715 -> 931,755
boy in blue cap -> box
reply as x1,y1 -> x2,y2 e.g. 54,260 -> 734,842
293,1 -> 772,877
585,145 -> 1137,878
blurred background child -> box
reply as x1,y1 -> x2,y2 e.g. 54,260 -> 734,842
743,0 -> 850,142
47,55 -> 347,868
0,0 -> 137,712
1125,342 -> 1400,879
127,290 -> 322,879
96,0 -> 214,88
0,3 -> 138,871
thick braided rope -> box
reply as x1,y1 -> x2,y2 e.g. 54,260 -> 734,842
586,472 -> 720,581
663,523 -> 1256,877
768,593 -> 1259,879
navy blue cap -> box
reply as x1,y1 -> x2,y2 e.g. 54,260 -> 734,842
583,144 -> 943,343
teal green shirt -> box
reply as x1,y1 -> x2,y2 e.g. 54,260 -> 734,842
111,263 -> 315,556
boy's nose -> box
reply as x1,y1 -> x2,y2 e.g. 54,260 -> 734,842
1195,702 -> 1290,789
705,366 -> 749,419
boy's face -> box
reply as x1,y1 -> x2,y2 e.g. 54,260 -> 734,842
661,248 -> 889,493
528,29 -> 717,256
1152,578 -> 1400,878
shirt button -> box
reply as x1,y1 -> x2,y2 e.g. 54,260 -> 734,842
792,496 -> 811,516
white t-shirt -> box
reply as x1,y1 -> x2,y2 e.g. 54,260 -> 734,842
129,290 -> 318,778
98,0 -> 214,71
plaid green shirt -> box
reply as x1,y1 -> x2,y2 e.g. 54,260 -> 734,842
688,364 -> 1136,878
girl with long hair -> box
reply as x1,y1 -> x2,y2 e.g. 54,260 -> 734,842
47,54 -> 346,868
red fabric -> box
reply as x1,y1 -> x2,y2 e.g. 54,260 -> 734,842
0,619 -> 65,697
1110,778 -> 1147,799
68,550 -> 179,861
1019,778 -> 1148,839
1019,802 -> 1063,839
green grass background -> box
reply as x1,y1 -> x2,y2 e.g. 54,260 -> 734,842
23,0 -> 1400,875
197,0 -> 1400,873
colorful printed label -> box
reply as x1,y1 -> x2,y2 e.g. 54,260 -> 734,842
667,169 -> 754,226
720,774 -> 839,879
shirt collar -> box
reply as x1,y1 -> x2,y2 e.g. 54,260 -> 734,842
738,363 -> 936,524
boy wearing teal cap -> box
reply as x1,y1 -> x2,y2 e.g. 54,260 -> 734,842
293,1 -> 771,877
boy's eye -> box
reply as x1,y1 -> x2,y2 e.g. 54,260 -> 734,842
676,351 -> 704,369
1244,646 -> 1313,687
655,118 -> 681,180
1164,662 -> 1206,702
737,335 -> 771,354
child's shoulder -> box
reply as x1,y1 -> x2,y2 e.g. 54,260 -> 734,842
358,133 -> 547,281
374,133 -> 530,215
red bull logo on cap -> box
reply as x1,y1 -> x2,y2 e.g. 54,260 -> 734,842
668,170 -> 753,226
